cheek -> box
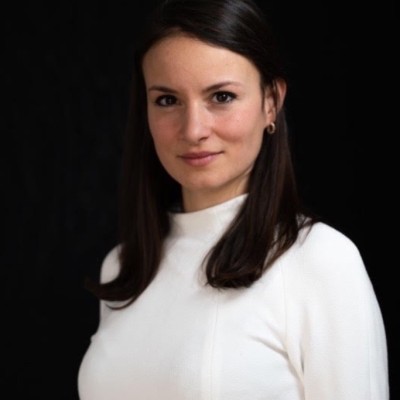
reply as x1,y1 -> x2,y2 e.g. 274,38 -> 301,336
147,109 -> 161,140
151,133 -> 171,160
148,108 -> 180,144
148,113 -> 172,151
219,107 -> 266,145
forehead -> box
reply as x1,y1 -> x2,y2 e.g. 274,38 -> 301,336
142,34 -> 261,86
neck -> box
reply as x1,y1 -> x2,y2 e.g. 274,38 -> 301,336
182,187 -> 248,212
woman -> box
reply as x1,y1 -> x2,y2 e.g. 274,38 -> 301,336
78,0 -> 389,398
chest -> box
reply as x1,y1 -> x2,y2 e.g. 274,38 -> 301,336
79,263 -> 302,400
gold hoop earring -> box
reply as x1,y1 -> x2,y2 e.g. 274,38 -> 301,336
266,122 -> 276,134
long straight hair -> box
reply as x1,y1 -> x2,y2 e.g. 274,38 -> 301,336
87,0 -> 316,305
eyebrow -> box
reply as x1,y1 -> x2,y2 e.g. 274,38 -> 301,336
147,81 -> 242,94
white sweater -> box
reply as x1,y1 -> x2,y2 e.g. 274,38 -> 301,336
78,195 -> 389,400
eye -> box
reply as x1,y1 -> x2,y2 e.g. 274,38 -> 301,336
155,95 -> 177,107
213,91 -> 236,104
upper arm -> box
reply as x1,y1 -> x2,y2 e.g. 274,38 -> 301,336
283,223 -> 389,400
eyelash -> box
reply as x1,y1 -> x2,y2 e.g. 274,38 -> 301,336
154,91 -> 237,107
155,95 -> 176,107
213,91 -> 237,103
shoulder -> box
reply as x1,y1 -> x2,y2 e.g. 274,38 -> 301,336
282,221 -> 369,287
99,244 -> 121,284
297,221 -> 362,263
279,221 -> 381,325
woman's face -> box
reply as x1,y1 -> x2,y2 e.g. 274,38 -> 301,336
143,34 -> 279,211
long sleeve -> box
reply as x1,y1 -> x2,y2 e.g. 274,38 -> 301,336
98,245 -> 120,321
78,199 -> 389,400
283,223 -> 389,400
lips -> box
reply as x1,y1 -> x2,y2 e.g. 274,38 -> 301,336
180,151 -> 221,159
179,151 -> 223,166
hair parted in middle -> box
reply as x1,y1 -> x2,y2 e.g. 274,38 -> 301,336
87,0 -> 316,306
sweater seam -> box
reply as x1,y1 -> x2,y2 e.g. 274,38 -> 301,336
209,291 -> 220,400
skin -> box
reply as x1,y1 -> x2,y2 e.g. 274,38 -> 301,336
143,33 -> 286,212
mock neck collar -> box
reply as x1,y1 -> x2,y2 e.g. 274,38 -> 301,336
169,194 -> 248,239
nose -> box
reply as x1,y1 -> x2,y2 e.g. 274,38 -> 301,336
180,102 -> 210,144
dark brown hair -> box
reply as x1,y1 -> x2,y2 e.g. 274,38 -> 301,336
87,0 -> 316,306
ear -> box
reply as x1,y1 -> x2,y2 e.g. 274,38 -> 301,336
274,78 -> 287,111
263,78 -> 287,125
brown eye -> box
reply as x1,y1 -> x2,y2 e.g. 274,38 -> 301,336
213,91 -> 236,103
155,95 -> 177,106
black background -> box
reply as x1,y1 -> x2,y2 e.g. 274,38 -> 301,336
2,1 -> 397,399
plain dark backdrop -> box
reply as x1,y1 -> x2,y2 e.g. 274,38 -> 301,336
3,1 -> 397,399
